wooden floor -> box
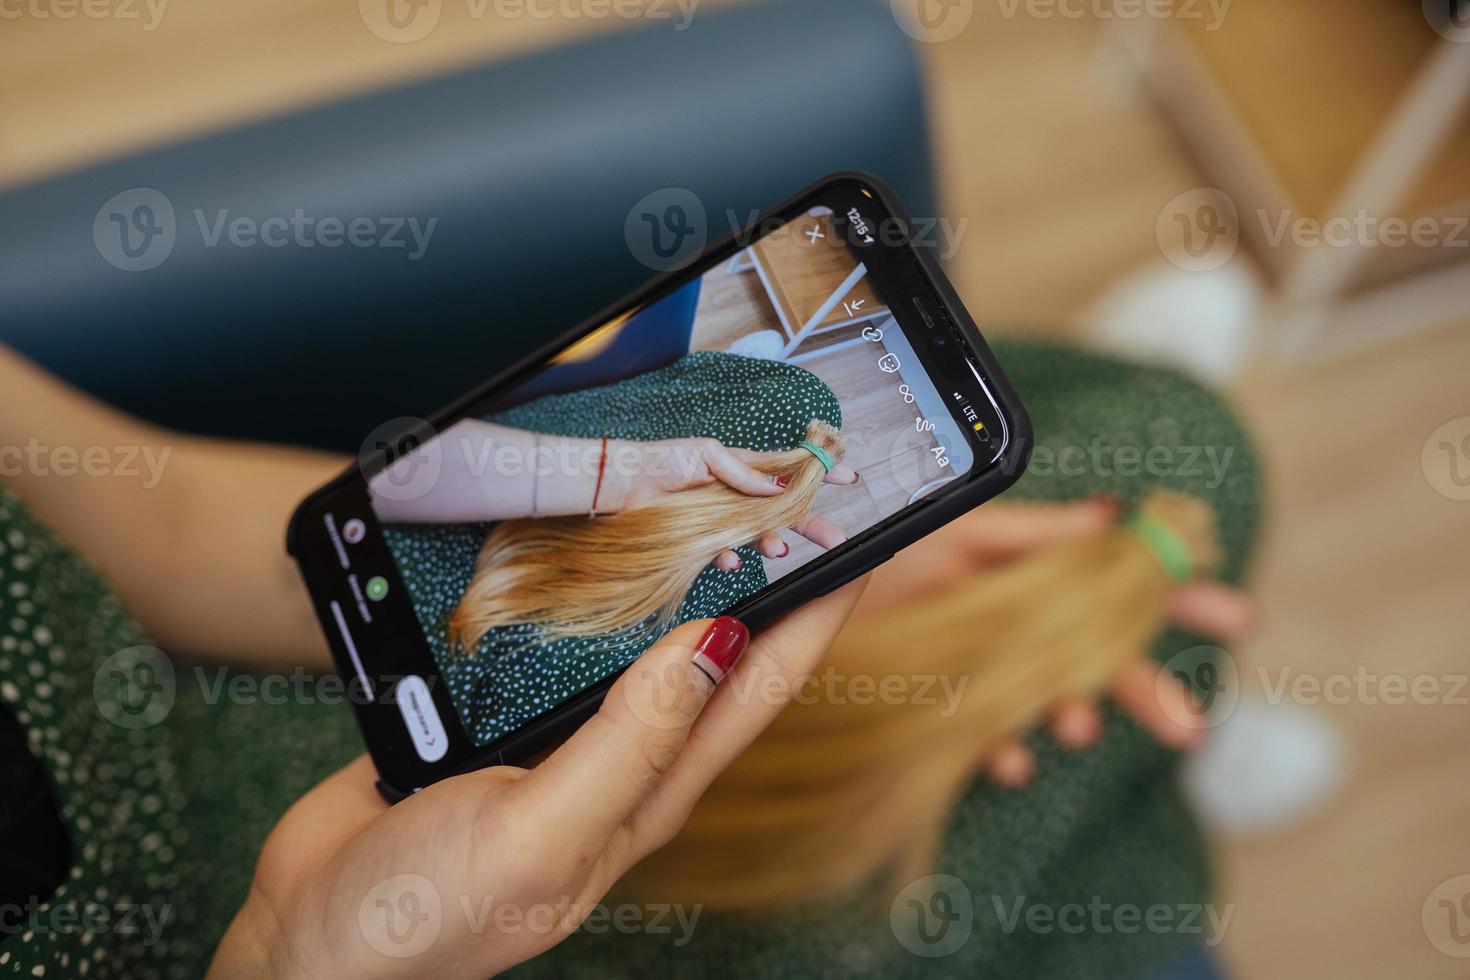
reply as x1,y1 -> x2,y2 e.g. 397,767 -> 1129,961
688,254 -> 945,578
925,8 -> 1470,979
9,2 -> 1470,976
1220,324 -> 1470,980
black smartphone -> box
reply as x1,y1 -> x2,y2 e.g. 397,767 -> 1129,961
288,172 -> 1032,799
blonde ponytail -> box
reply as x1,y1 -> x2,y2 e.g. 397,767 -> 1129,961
627,491 -> 1220,908
448,421 -> 845,650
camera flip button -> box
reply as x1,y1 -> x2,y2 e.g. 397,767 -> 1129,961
395,675 -> 449,763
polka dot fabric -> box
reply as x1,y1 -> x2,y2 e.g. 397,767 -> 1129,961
0,340 -> 1261,980
381,351 -> 843,747
503,340 -> 1263,980
0,489 -> 203,978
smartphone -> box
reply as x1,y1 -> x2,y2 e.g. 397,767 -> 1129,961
288,172 -> 1032,799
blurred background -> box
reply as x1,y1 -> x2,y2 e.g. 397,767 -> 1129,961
3,0 -> 1468,976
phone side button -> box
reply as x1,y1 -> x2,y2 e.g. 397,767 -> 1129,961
395,675 -> 449,763
819,552 -> 894,597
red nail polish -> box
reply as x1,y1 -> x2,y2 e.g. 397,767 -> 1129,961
1090,493 -> 1122,520
691,616 -> 749,685
774,475 -> 790,489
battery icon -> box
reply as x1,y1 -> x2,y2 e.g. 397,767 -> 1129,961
972,421 -> 986,433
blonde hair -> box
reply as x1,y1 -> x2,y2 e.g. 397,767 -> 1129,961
448,421 -> 845,650
626,491 -> 1220,909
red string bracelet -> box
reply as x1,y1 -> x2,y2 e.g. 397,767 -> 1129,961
590,436 -> 609,517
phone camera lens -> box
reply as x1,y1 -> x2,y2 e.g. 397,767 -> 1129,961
933,335 -> 947,348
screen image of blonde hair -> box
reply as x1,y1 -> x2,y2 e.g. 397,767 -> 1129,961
625,491 -> 1221,909
447,420 -> 846,650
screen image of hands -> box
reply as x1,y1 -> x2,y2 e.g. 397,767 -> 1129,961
368,421 -> 861,571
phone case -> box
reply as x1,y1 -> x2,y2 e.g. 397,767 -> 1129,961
289,171 -> 1033,802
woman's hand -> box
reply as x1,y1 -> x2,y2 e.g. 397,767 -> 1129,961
208,580 -> 867,980
612,436 -> 858,569
858,497 -> 1257,787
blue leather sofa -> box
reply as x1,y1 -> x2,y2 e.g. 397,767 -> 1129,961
0,0 -> 935,450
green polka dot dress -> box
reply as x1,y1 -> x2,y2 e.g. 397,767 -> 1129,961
381,351 -> 843,747
0,340 -> 1261,980
0,494 -> 363,979
0,492 -> 203,978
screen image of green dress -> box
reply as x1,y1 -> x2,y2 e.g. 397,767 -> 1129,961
379,350 -> 844,748
0,340 -> 1260,980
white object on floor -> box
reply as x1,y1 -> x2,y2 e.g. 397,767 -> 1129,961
1081,260 -> 1263,385
1181,697 -> 1348,839
727,328 -> 787,361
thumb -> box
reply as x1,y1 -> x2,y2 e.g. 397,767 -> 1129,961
516,617 -> 749,852
702,443 -> 787,497
947,495 -> 1119,564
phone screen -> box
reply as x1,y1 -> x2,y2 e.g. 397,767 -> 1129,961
303,178 -> 1014,772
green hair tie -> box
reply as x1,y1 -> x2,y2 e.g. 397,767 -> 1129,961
798,440 -> 835,473
1127,512 -> 1194,582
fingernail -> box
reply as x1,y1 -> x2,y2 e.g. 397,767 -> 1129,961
850,471 -> 861,484
1089,493 -> 1122,521
691,616 -> 749,685
1056,712 -> 1101,748
993,749 -> 1034,788
774,475 -> 790,489
1174,727 -> 1208,752
778,543 -> 790,557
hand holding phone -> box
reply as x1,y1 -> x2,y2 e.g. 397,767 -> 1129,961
288,173 -> 1032,796
209,590 -> 863,980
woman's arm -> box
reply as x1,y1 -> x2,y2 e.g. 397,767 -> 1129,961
367,418 -> 857,523
0,346 -> 340,669
209,582 -> 866,980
